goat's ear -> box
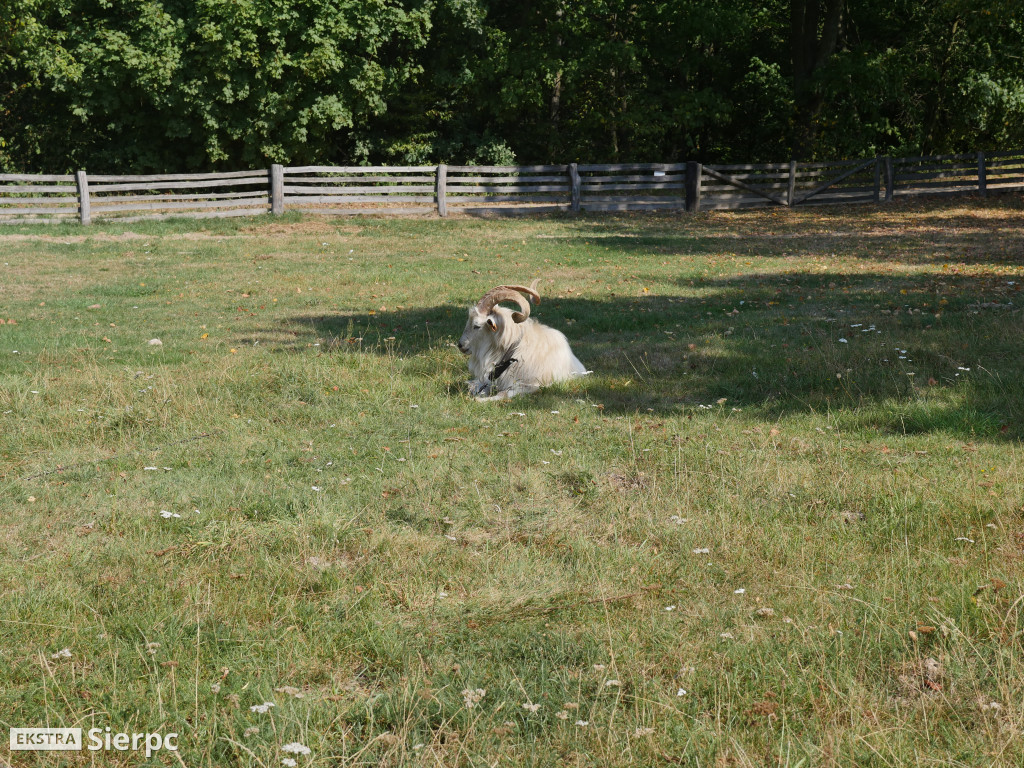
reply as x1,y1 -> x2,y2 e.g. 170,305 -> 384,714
486,316 -> 497,331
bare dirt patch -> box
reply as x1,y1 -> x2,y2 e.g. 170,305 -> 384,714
0,232 -> 150,243
239,219 -> 361,236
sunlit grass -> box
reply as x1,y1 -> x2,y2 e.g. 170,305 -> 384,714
1,198 -> 1023,767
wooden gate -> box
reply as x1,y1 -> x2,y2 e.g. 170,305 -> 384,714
697,158 -> 880,210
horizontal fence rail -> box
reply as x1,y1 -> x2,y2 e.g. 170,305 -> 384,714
891,153 -> 983,198
578,163 -> 687,212
281,166 -> 436,216
2,151 -> 1022,224
985,151 -> 1024,191
87,170 -> 271,222
0,173 -> 80,223
444,165 -> 571,216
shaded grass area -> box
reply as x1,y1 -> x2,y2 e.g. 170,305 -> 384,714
1,198 -> 1023,767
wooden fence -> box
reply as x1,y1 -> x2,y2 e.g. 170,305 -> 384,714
2,151 -> 1022,224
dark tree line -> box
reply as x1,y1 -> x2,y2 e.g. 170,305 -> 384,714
1,0 -> 1021,172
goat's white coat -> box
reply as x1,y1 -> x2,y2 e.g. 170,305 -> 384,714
459,304 -> 586,401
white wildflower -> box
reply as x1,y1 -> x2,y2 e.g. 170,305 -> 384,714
243,727 -> 259,737
211,683 -> 221,694
281,742 -> 311,756
664,605 -> 676,612
50,648 -> 72,660
605,680 -> 621,687
733,588 -> 746,595
555,710 -> 569,720
575,720 -> 589,727
250,701 -> 275,714
592,664 -> 606,671
282,760 -> 297,767
146,642 -> 161,654
462,688 -> 486,708
692,547 -> 710,555
677,688 -> 687,697
634,726 -> 655,737
522,702 -> 541,713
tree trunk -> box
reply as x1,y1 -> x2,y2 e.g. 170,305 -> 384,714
790,0 -> 843,159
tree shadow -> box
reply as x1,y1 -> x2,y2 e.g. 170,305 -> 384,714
234,263 -> 1023,439
540,196 -> 1024,266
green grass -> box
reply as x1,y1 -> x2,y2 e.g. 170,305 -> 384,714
1,199 -> 1023,767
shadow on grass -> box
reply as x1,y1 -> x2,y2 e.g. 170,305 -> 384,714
538,196 -> 1024,266
233,262 -> 1024,439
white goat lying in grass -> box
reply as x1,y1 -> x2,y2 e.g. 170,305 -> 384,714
458,281 -> 587,401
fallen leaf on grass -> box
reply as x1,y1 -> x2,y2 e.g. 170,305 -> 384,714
745,701 -> 778,718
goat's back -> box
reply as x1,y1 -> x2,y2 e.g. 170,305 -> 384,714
512,322 -> 586,387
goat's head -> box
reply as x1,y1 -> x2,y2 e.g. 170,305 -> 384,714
458,282 -> 541,354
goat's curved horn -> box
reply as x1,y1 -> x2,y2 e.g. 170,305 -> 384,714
476,286 -> 532,323
495,279 -> 541,306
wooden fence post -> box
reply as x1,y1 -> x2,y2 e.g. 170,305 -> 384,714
270,164 -> 284,214
977,151 -> 987,197
787,160 -> 797,206
685,161 -> 702,212
75,170 -> 91,225
884,156 -> 895,202
569,163 -> 581,213
436,164 -> 447,217
872,157 -> 881,203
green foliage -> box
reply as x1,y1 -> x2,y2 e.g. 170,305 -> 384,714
1,0 -> 1023,170
1,0 -> 432,171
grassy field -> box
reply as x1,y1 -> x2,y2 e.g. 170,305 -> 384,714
1,198 -> 1023,767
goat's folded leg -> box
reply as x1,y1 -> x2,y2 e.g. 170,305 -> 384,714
474,383 -> 539,402
475,390 -> 513,402
468,379 -> 490,397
